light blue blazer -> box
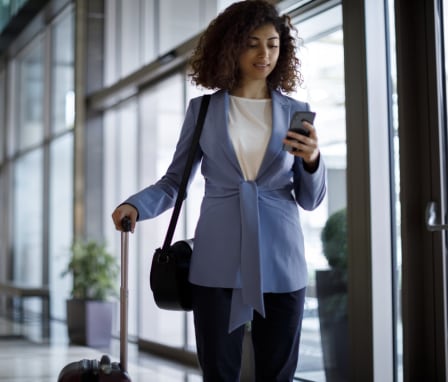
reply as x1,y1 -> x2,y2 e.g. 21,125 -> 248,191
125,89 -> 326,332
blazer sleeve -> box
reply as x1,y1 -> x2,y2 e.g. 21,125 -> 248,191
293,155 -> 326,211
122,97 -> 203,221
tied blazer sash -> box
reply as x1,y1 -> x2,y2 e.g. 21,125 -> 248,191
207,181 -> 290,332
230,180 -> 264,332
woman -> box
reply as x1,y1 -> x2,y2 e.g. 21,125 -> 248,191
112,1 -> 326,380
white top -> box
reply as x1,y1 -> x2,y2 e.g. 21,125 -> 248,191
228,95 -> 272,180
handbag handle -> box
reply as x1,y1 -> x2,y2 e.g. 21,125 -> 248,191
161,94 -> 211,251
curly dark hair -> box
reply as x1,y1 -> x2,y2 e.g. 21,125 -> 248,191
188,0 -> 303,93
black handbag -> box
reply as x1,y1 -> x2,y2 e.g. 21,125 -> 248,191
150,95 -> 210,311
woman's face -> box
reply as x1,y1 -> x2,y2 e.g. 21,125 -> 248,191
238,23 -> 280,84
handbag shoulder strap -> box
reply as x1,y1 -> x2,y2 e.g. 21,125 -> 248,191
162,94 -> 211,250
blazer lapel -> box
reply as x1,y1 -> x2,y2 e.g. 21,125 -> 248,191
210,90 -> 293,180
212,91 -> 243,176
257,90 -> 290,178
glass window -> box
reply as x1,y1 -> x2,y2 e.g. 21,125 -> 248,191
159,0 -> 204,55
105,0 -> 156,84
104,74 -> 189,347
48,9 -> 75,320
120,0 -> 142,78
0,69 -> 4,161
136,74 -> 187,347
49,134 -> 74,319
0,174 -> 4,266
13,150 -> 43,285
0,162 -> 8,282
103,98 -> 139,337
141,0 -> 156,65
51,11 -> 74,134
0,70 -> 6,274
158,0 -> 228,56
104,0 -> 118,86
12,32 -> 45,293
292,6 -> 348,381
105,0 -> 221,85
16,37 -> 45,150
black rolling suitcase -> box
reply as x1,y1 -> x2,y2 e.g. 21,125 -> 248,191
58,218 -> 132,381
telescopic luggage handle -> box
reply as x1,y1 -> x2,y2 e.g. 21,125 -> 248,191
120,217 -> 131,372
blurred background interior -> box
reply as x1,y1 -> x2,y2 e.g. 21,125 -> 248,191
0,0 -> 447,381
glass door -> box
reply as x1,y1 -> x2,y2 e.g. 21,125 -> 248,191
294,0 -> 402,379
290,4 -> 348,381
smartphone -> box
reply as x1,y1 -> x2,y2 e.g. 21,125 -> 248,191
283,111 -> 316,152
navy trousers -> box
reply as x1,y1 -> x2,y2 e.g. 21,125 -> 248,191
191,285 -> 306,382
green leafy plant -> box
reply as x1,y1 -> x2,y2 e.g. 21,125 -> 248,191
321,208 -> 347,271
318,208 -> 349,378
319,207 -> 348,319
62,240 -> 119,301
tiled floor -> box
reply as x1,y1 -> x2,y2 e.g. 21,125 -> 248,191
0,315 -> 202,382
0,309 -> 332,381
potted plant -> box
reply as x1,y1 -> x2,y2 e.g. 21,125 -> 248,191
61,240 -> 119,347
316,207 -> 348,382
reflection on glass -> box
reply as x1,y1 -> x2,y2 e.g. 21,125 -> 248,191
17,39 -> 44,150
385,0 -> 403,380
292,5 -> 348,381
